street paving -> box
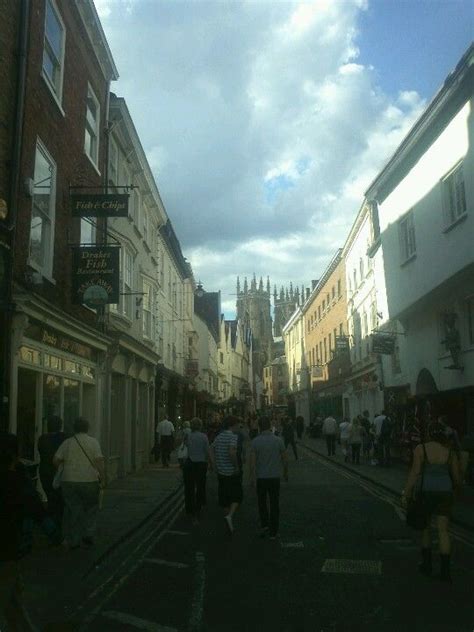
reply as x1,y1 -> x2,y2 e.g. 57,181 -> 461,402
84,449 -> 474,632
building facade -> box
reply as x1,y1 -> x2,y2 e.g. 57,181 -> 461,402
283,307 -> 309,422
263,356 -> 289,407
365,44 -> 474,437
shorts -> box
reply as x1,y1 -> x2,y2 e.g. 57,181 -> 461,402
218,474 -> 243,507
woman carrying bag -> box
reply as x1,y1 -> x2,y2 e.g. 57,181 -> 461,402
402,421 -> 461,581
53,417 -> 106,550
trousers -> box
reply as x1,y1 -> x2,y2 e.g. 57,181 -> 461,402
61,481 -> 100,547
257,478 -> 280,536
183,461 -> 208,515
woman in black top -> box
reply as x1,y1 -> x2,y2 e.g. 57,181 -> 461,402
37,415 -> 66,526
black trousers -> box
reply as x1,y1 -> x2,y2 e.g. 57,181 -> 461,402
351,443 -> 361,464
257,478 -> 280,536
183,462 -> 208,515
160,435 -> 173,466
284,437 -> 298,459
325,435 -> 336,455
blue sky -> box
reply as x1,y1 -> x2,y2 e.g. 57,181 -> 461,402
95,0 -> 473,316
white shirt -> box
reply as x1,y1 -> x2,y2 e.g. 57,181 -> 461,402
374,415 -> 386,438
339,421 -> 351,440
322,417 -> 337,435
55,433 -> 102,483
157,419 -> 175,437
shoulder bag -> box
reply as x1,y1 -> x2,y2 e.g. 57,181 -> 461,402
74,435 -> 105,508
406,444 -> 428,530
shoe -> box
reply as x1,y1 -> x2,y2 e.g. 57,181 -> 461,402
82,537 -> 94,547
224,515 -> 234,535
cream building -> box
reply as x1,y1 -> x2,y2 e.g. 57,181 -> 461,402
282,306 -> 309,422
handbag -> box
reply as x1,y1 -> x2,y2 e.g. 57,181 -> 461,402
52,464 -> 63,490
74,435 -> 103,502
406,445 -> 428,530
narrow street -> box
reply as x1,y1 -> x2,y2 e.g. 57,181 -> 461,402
74,447 -> 474,632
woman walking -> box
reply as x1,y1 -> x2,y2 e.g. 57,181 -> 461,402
183,417 -> 212,524
54,417 -> 105,550
348,417 -> 364,465
403,421 -> 461,581
37,415 -> 66,527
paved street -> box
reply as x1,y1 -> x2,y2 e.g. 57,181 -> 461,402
70,447 -> 474,632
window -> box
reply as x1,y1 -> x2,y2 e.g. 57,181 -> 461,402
339,323 -> 344,336
143,281 -> 155,340
29,141 -> 56,277
328,333 -> 332,356
84,85 -> 100,167
399,211 -> 416,263
443,162 -> 467,228
319,341 -> 323,363
131,188 -> 141,226
332,286 -> 335,300
371,303 -> 378,330
353,268 -> 357,288
322,299 -> 326,312
323,338 -> 327,363
42,0 -> 65,101
124,249 -> 133,318
348,277 -> 352,295
360,258 -> 364,280
143,207 -> 149,244
109,137 -> 118,184
80,218 -> 95,245
467,296 -> 474,345
337,279 -> 341,297
318,306 -> 321,320
333,328 -> 337,349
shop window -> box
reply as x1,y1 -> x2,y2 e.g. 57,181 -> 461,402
43,374 -> 61,426
44,353 -> 62,371
19,346 -> 41,365
64,360 -> 81,375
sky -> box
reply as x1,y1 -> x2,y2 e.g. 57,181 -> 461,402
94,0 -> 473,317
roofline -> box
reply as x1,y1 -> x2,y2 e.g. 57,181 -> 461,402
282,306 -> 303,334
77,0 -> 119,81
341,200 -> 369,258
301,248 -> 343,314
365,42 -> 474,200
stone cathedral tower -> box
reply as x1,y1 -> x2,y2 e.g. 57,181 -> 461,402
273,282 -> 301,338
236,275 -> 273,380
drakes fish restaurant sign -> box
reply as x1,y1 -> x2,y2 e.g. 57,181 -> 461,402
72,246 -> 120,306
70,193 -> 129,217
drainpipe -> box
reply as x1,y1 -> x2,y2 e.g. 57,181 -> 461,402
0,0 -> 30,431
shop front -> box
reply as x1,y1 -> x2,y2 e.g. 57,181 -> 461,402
9,307 -> 109,461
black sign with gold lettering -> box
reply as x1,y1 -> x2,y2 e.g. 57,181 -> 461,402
71,193 -> 129,217
24,322 -> 95,360
72,246 -> 120,306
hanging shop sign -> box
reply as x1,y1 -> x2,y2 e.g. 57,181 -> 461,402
372,333 -> 396,355
70,193 -> 129,218
71,246 -> 120,306
185,360 -> 199,378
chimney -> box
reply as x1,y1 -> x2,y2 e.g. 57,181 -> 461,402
306,287 -> 310,300
311,279 -> 319,289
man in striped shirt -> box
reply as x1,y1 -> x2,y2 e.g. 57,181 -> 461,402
211,415 -> 242,534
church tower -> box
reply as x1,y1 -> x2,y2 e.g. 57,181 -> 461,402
236,275 -> 273,381
273,282 -> 301,338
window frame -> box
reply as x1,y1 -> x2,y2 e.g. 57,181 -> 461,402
398,210 -> 417,265
42,0 -> 66,106
108,136 -> 119,185
442,161 -> 467,230
29,138 -> 57,280
84,83 -> 101,169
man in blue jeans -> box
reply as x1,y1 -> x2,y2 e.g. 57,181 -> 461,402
249,416 -> 288,540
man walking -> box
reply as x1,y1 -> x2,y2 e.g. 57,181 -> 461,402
156,416 -> 175,468
375,410 -> 392,466
211,415 -> 243,534
249,417 -> 288,540
322,415 -> 337,456
282,417 -> 298,460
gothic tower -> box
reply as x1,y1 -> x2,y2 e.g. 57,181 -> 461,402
236,275 -> 273,381
273,282 -> 301,338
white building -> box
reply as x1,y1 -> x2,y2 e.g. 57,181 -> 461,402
282,307 -> 310,422
342,201 -> 387,420
365,44 -> 474,436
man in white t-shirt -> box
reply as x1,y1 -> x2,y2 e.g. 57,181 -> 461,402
339,418 -> 351,463
156,417 -> 175,467
322,416 -> 337,456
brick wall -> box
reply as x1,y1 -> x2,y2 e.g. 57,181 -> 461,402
0,0 -> 21,215
14,0 -> 110,324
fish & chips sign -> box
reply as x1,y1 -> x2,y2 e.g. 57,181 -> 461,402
71,193 -> 129,217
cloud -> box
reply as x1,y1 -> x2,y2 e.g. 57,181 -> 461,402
95,0 -> 425,316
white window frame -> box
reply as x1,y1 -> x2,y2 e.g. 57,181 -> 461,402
442,161 -> 467,229
80,218 -> 96,245
142,279 -> 156,340
123,249 -> 133,319
398,210 -> 416,264
131,188 -> 141,227
84,83 -> 100,169
108,136 -> 119,185
29,139 -> 56,280
143,206 -> 149,245
42,0 -> 66,107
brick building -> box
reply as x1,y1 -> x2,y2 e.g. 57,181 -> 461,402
8,0 -> 119,460
302,249 -> 349,420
